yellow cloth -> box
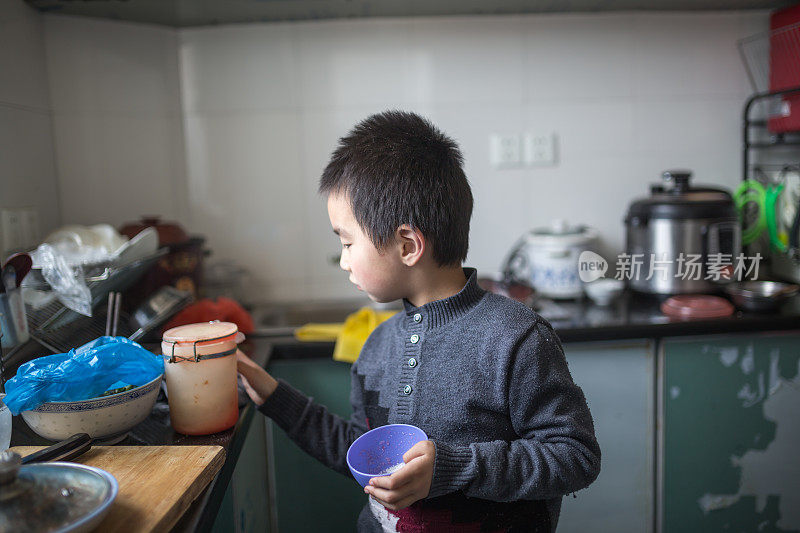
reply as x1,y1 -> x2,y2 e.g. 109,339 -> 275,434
293,307 -> 397,363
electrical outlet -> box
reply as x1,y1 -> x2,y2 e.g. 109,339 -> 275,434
0,207 -> 39,255
21,208 -> 40,249
1,209 -> 25,255
523,132 -> 557,166
489,133 -> 522,169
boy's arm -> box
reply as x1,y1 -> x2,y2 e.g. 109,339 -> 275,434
237,350 -> 368,476
429,322 -> 601,501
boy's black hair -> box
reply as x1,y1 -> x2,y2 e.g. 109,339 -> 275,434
319,110 -> 473,266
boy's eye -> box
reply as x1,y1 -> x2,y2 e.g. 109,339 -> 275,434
342,243 -> 352,249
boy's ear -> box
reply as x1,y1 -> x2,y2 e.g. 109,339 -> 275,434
395,225 -> 425,266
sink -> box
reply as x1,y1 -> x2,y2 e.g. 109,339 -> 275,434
268,342 -> 336,360
249,298 -> 401,337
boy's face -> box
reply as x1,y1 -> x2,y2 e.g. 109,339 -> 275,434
327,192 -> 407,303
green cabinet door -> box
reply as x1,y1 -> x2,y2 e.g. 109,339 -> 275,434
267,358 -> 367,533
558,340 -> 655,533
661,333 -> 800,533
211,410 -> 271,533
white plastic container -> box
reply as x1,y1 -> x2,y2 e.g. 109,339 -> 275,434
161,321 -> 241,435
0,394 -> 11,451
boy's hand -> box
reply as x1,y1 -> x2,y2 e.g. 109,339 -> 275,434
365,440 -> 435,510
236,349 -> 278,405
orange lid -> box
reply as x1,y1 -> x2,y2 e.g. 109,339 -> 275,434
163,321 -> 238,344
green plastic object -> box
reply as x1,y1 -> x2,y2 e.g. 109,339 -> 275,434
765,182 -> 787,253
734,180 -> 767,246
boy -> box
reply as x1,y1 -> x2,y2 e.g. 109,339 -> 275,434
236,111 -> 600,532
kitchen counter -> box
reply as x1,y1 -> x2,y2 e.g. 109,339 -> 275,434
9,337 -> 273,533
252,290 -> 800,345
8,291 -> 800,531
534,290 -> 800,342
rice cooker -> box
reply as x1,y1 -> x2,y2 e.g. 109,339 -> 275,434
503,220 -> 598,299
624,170 -> 741,295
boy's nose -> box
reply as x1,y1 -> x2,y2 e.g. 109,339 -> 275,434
339,254 -> 349,271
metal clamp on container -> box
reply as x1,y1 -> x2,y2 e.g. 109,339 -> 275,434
161,321 -> 244,435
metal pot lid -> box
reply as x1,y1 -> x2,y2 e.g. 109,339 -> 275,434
0,451 -> 118,533
525,219 -> 598,247
626,170 -> 736,221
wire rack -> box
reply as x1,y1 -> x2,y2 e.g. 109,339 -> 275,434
738,20 -> 800,95
19,250 -> 167,355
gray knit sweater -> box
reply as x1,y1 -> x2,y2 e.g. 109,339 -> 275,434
258,268 -> 600,532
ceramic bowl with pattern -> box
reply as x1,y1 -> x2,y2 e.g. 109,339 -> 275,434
21,375 -> 163,442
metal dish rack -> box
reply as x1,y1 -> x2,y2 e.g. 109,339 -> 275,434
738,22 -> 800,282
11,249 -> 167,357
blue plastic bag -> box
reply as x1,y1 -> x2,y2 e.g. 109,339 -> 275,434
3,336 -> 164,415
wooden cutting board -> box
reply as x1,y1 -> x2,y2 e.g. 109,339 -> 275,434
10,445 -> 226,533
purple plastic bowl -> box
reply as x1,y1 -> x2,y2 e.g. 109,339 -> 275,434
346,424 -> 428,487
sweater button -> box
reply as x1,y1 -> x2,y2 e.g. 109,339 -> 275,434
410,334 -> 420,344
408,358 -> 417,368
413,313 -> 422,323
403,385 -> 413,395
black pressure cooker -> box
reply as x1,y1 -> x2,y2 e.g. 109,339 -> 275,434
624,170 -> 741,295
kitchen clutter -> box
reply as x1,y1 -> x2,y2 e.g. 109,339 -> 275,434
0,395 -> 9,452
346,424 -> 427,487
495,169 -> 799,320
24,225 -> 159,316
120,216 -> 207,299
161,321 -> 243,435
20,375 -> 163,442
2,336 -> 163,415
584,279 -> 625,306
1,253 -> 32,348
660,295 -> 735,320
503,219 -> 598,299
293,306 -> 398,363
0,449 -> 119,533
624,170 -> 741,295
3,336 -> 163,442
723,280 -> 800,312
163,296 -> 254,335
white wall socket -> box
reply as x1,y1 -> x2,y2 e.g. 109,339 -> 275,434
489,133 -> 522,169
523,132 -> 557,166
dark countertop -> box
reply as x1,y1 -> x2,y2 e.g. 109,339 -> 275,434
534,290 -> 800,342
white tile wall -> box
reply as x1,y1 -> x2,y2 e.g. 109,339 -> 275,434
44,15 -> 182,115
0,0 -> 60,254
180,24 -> 298,113
523,14 -> 636,102
36,9 -> 770,303
43,14 -> 187,230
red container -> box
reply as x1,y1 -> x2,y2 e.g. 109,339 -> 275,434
768,4 -> 800,133
119,216 -> 207,302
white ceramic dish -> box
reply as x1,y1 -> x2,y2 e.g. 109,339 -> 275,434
113,227 -> 158,267
584,278 -> 625,306
21,375 -> 162,442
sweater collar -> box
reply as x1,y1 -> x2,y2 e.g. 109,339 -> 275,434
402,268 -> 485,329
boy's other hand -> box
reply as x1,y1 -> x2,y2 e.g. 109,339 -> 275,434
365,440 -> 435,510
236,349 -> 278,405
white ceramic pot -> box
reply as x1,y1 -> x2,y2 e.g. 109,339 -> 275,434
519,220 -> 598,299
